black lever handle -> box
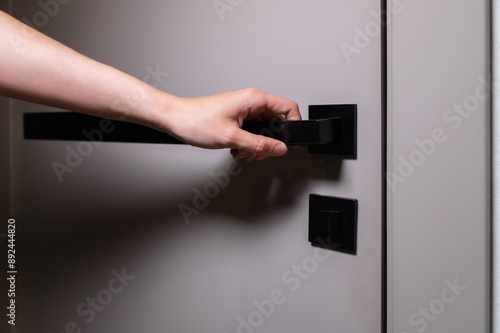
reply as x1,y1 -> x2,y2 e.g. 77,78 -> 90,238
24,104 -> 356,155
242,117 -> 341,146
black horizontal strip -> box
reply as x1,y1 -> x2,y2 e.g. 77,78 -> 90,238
24,112 -> 340,146
24,112 -> 184,144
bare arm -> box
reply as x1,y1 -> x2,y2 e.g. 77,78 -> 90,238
0,11 -> 301,159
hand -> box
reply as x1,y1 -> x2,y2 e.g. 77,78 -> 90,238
0,12 -> 301,160
157,88 -> 301,160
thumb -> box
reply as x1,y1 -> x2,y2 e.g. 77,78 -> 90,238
232,128 -> 288,158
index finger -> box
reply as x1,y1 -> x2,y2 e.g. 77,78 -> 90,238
244,89 -> 302,122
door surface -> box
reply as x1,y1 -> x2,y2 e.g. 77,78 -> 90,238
10,1 -> 383,332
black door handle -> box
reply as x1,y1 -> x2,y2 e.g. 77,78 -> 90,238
24,104 -> 356,155
243,104 -> 356,155
242,117 -> 340,146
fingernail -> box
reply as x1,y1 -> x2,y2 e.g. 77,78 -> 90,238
273,143 -> 287,156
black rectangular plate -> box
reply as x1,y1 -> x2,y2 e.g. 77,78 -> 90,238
308,104 -> 357,156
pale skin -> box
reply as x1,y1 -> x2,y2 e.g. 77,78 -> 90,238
0,11 -> 301,160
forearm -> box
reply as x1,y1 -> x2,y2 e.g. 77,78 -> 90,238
0,11 -> 301,159
0,11 -> 171,129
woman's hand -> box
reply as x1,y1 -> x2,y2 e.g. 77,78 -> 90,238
155,88 -> 301,160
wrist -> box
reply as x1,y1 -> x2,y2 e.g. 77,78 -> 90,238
147,89 -> 183,135
111,82 -> 178,133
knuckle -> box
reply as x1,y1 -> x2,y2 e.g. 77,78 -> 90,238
242,87 -> 264,103
284,101 -> 300,119
244,87 -> 261,96
254,137 -> 268,155
219,127 -> 238,147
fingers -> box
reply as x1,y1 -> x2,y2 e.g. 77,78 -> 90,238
242,88 -> 302,122
225,88 -> 300,159
230,149 -> 252,159
228,128 -> 288,159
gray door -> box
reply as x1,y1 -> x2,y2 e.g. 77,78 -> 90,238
11,0 -> 383,332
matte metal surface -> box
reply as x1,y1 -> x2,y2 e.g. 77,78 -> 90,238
308,104 -> 357,156
309,194 -> 358,254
